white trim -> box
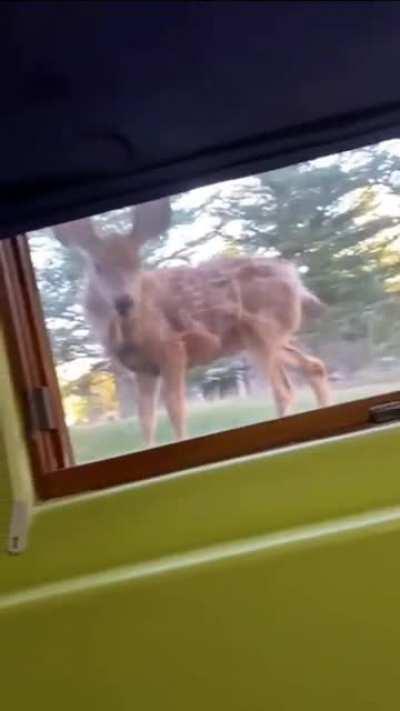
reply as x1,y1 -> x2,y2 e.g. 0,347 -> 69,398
8,500 -> 30,554
3,504 -> 400,609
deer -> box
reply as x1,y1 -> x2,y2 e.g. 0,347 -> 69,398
53,197 -> 332,446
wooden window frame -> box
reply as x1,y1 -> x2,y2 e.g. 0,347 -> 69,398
0,233 -> 399,501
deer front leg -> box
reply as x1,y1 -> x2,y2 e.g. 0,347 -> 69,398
161,339 -> 187,441
136,372 -> 160,447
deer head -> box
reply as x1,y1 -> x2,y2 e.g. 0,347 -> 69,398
53,197 -> 171,316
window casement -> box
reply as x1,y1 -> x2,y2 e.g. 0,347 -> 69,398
2,142 -> 400,500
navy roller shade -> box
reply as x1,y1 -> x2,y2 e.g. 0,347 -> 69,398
1,1 -> 400,236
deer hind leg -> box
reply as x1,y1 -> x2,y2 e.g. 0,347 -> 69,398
250,341 -> 296,419
268,357 -> 295,418
242,314 -> 296,419
161,339 -> 187,441
136,373 -> 160,447
282,344 -> 332,409
274,361 -> 296,417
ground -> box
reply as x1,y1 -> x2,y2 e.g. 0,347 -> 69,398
69,381 -> 397,464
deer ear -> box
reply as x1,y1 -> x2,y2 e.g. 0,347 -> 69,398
130,197 -> 171,245
52,216 -> 100,255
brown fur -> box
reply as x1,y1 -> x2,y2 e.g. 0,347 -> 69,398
54,199 -> 332,445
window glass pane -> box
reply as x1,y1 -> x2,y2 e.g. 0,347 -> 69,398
27,139 -> 400,464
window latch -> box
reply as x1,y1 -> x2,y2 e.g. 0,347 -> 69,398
369,401 -> 400,424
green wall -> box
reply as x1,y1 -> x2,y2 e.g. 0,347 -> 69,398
3,515 -> 400,711
1,316 -> 400,710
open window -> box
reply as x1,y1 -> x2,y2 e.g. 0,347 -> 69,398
1,137 -> 400,499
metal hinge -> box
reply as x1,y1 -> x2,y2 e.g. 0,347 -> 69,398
26,386 -> 57,433
369,401 -> 400,424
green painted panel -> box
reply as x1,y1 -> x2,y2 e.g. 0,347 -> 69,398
1,517 -> 400,710
2,312 -> 400,710
2,424 -> 400,595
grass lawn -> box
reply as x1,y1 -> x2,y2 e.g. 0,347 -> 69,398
69,381 -> 398,464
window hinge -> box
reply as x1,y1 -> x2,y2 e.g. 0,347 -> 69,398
369,401 -> 400,424
26,386 -> 57,433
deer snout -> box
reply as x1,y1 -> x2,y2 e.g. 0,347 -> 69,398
115,295 -> 134,316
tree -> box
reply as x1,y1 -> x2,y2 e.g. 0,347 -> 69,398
170,142 -> 400,375
29,139 -> 400,407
